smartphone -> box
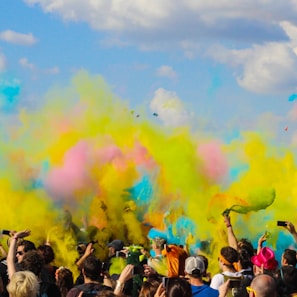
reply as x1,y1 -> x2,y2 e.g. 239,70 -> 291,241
1,230 -> 10,235
277,221 -> 287,226
162,277 -> 169,288
229,279 -> 241,288
101,262 -> 108,272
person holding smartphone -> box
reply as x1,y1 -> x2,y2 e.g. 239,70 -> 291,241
278,221 -> 297,243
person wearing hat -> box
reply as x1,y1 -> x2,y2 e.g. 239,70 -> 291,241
251,247 -> 278,276
108,240 -> 125,258
106,240 -> 126,280
185,256 -> 219,297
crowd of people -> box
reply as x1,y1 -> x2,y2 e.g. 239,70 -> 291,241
1,214 -> 297,297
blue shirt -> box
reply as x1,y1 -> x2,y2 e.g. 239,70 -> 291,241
191,284 -> 219,297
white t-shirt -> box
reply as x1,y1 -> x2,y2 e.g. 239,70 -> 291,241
210,271 -> 242,290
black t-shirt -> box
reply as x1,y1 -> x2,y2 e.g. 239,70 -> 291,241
0,260 -> 8,297
38,282 -> 62,297
66,282 -> 112,297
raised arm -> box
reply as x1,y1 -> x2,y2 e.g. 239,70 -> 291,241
224,215 -> 238,250
256,232 -> 268,254
7,229 -> 31,279
75,242 -> 94,269
284,221 -> 297,243
114,264 -> 134,296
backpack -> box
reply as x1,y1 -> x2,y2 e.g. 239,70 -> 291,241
37,282 -> 50,297
222,274 -> 248,297
37,282 -> 61,297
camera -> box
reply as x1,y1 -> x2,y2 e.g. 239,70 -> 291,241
277,221 -> 287,226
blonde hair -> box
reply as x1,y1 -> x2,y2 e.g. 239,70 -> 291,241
7,271 -> 39,297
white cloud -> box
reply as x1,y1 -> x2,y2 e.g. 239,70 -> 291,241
149,88 -> 191,127
19,57 -> 35,70
156,65 -> 177,80
24,0 -> 292,43
25,0 -> 171,30
0,52 -> 6,72
22,1 -> 297,95
236,43 -> 297,94
0,30 -> 37,46
208,21 -> 297,94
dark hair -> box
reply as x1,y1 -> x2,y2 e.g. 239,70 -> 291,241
166,278 -> 191,297
37,244 -> 55,264
281,266 -> 297,294
220,246 -> 239,268
139,278 -> 161,297
238,248 -> 253,269
238,238 -> 254,257
17,240 -> 36,252
56,267 -> 74,297
283,249 -> 297,267
20,250 -> 44,276
82,256 -> 102,282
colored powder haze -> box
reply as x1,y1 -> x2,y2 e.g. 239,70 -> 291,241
0,71 -> 296,273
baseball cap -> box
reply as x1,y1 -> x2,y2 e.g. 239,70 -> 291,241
185,256 -> 205,276
108,239 -> 124,251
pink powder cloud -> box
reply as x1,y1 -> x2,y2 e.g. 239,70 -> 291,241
128,142 -> 156,170
197,141 -> 228,181
44,141 -> 93,201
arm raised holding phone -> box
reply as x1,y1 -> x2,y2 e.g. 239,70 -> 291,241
277,221 -> 297,243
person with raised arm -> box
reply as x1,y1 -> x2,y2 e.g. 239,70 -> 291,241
283,221 -> 297,243
7,229 -> 31,279
223,215 -> 238,251
67,255 -> 113,297
223,215 -> 254,279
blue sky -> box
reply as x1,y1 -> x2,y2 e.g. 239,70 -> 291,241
1,0 -> 297,143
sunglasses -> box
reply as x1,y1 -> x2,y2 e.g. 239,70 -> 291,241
16,251 -> 24,256
246,286 -> 256,296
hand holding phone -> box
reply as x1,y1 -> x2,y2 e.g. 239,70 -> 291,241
277,221 -> 287,227
162,277 -> 169,288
